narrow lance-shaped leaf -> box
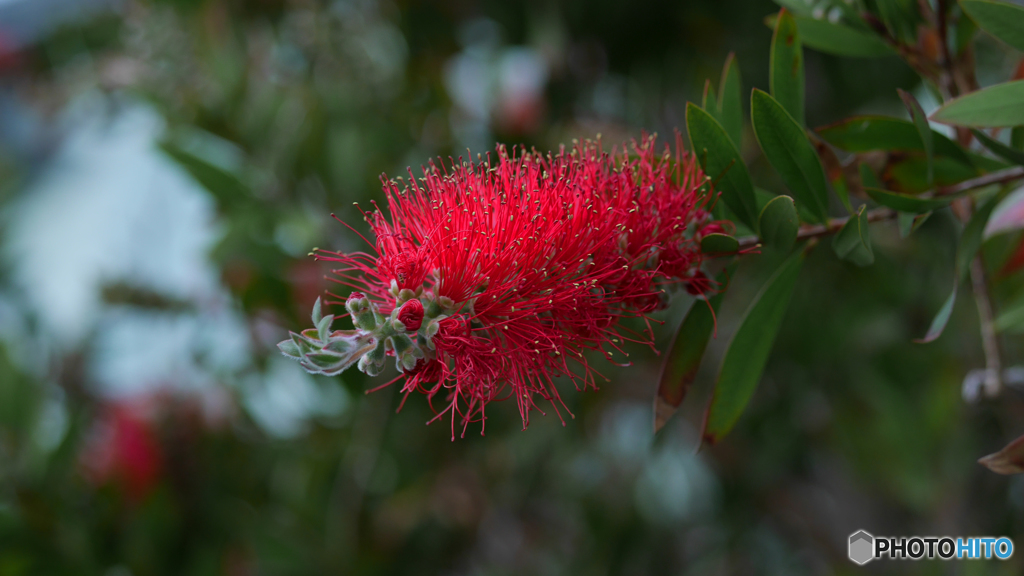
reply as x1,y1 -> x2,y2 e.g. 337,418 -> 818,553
898,89 -> 935,184
832,204 -> 874,266
159,142 -> 250,207
1012,127 -> 1024,151
687,103 -> 760,231
751,89 -> 830,223
865,188 -> 955,213
956,10 -> 979,54
885,155 -> 991,194
960,0 -> 1024,53
932,80 -> 1024,128
898,211 -> 932,238
816,116 -> 974,167
917,194 -> 1000,342
702,79 -> 721,120
971,129 -> 1024,167
311,296 -> 323,326
812,136 -> 855,213
718,53 -> 744,149
770,9 -> 805,126
984,185 -> 1024,239
917,286 -> 959,344
859,163 -> 883,188
654,270 -> 731,432
875,0 -> 917,42
994,292 -> 1024,333
759,195 -> 799,252
764,14 -> 896,57
702,246 -> 806,444
772,0 -> 814,15
978,433 -> 1024,475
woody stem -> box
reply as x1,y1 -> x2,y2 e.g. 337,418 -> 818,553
736,208 -> 896,249
735,166 -> 1024,250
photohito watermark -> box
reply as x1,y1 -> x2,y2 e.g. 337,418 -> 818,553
848,531 -> 1014,565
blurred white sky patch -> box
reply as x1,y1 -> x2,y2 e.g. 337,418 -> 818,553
243,356 -> 351,438
7,98 -> 221,345
3,95 -> 346,435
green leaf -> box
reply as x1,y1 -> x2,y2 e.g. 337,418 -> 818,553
311,296 -> 323,326
897,211 -> 932,237
317,314 -> 334,343
816,116 -> 974,167
1013,127 -> 1024,150
159,142 -> 250,208
917,194 -> 999,342
959,194 -> 999,277
758,195 -> 799,252
770,9 -> 805,126
654,275 -> 729,432
702,246 -> 806,444
812,136 -> 855,212
960,0 -> 1024,52
859,163 -> 883,189
278,339 -> 302,358
978,434 -> 1024,475
932,80 -> 1024,128
971,129 -> 1024,166
970,150 -> 1013,173
985,186 -> 1024,238
771,0 -> 814,15
884,155 -> 986,193
718,53 -> 744,149
865,188 -> 954,213
701,233 -> 740,255
898,89 -> 935,184
751,89 -> 830,223
917,286 -> 958,343
773,15 -> 896,57
875,0 -> 919,42
832,205 -> 874,265
687,103 -> 760,231
702,79 -> 720,119
995,293 -> 1024,333
956,9 -> 979,54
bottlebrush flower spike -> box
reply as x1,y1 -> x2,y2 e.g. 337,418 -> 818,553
279,134 -> 736,438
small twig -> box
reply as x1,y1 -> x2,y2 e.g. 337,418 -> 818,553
737,207 -> 896,249
936,166 -> 1024,197
970,256 -> 1003,397
734,167 -> 1024,249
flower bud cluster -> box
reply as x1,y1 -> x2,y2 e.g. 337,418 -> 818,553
279,293 -> 455,378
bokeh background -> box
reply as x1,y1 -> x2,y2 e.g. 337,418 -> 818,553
0,0 -> 1022,574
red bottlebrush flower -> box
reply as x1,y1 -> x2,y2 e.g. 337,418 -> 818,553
397,299 -> 424,331
294,134 -> 728,438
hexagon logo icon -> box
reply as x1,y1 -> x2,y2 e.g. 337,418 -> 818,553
848,530 -> 874,565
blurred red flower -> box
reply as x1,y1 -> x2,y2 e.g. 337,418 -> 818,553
80,400 -> 163,503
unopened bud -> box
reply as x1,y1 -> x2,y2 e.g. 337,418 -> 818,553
346,292 -> 368,313
346,292 -> 377,330
396,299 -> 424,332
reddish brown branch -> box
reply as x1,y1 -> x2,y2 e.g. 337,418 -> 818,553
734,166 -> 1024,250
